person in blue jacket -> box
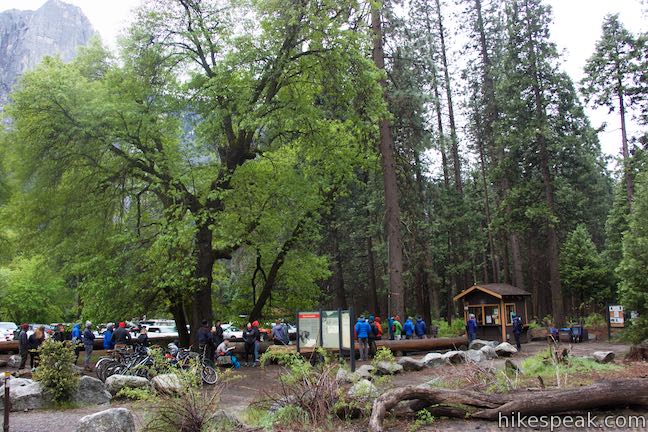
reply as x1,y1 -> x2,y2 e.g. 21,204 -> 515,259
354,316 -> 371,361
466,314 -> 478,342
403,317 -> 414,339
71,323 -> 82,364
103,324 -> 115,351
414,316 -> 427,339
512,313 -> 523,351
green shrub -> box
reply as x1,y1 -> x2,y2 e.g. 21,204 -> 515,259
410,409 -> 435,432
33,339 -> 79,403
584,313 -> 606,328
527,320 -> 541,330
116,386 -> 157,402
372,347 -> 395,366
521,349 -> 620,379
431,318 -> 465,337
143,387 -> 222,432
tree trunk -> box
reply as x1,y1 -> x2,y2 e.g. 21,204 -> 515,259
249,219 -> 305,321
331,228 -> 348,309
525,0 -> 562,324
369,379 -> 648,432
367,234 -> 380,315
617,89 -> 634,205
371,4 -> 405,320
169,293 -> 190,347
435,0 -> 462,195
191,224 -> 215,345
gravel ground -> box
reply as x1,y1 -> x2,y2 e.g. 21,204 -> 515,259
0,340 -> 641,431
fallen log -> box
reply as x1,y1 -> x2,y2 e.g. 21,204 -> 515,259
368,379 -> 648,432
376,336 -> 467,352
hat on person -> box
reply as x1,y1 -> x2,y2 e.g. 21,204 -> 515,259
119,322 -> 126,328
252,320 -> 259,328
21,323 -> 29,330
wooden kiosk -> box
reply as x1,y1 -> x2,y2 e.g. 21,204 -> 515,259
454,283 -> 531,343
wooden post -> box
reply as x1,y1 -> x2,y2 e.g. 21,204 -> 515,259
350,307 -> 356,372
500,300 -> 506,342
296,311 -> 300,354
3,372 -> 9,432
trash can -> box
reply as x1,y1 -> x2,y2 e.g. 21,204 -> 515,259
570,325 -> 583,343
559,328 -> 571,342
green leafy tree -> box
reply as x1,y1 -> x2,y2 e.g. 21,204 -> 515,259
560,224 -> 613,314
581,14 -> 640,205
618,173 -> 648,342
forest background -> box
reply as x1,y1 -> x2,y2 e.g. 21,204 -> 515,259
1,0 -> 647,345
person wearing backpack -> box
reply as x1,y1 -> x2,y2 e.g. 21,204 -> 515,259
512,313 -> 523,351
393,316 -> 403,340
403,317 -> 414,339
415,316 -> 427,339
354,316 -> 371,361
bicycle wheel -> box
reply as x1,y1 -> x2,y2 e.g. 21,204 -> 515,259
201,364 -> 218,385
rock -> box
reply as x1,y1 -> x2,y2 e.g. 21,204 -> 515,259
105,375 -> 150,396
592,351 -> 615,364
468,339 -> 490,350
479,345 -> 498,360
442,351 -> 466,364
422,352 -> 447,367
75,408 -> 135,432
397,356 -> 425,371
0,377 -> 34,395
505,359 -> 522,374
465,349 -> 486,363
348,379 -> 379,400
14,369 -> 33,378
0,1 -> 95,107
416,377 -> 443,389
351,364 -> 374,381
336,368 -> 350,383
0,381 -> 44,412
374,361 -> 403,375
73,376 -> 111,405
151,373 -> 183,395
8,355 -> 22,368
72,365 -> 85,375
495,342 -> 518,357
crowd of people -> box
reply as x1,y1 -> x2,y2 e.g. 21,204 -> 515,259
196,319 -> 290,369
354,314 -> 435,361
14,320 -> 152,372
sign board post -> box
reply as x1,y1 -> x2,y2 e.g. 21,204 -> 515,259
296,308 -> 355,372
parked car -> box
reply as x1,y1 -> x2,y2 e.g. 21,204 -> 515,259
0,322 -> 17,341
147,325 -> 179,339
222,324 -> 243,341
286,324 -> 297,341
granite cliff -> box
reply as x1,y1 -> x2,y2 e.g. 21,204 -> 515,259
0,0 -> 94,105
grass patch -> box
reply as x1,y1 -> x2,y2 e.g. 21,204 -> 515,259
521,351 -> 621,379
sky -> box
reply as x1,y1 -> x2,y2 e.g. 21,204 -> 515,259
1,0 -> 646,164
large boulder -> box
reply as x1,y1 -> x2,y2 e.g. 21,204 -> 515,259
479,345 -> 498,360
105,375 -> 150,396
468,339 -> 491,350
397,356 -> 426,372
350,364 -> 374,381
495,342 -> 518,357
442,351 -> 466,364
73,376 -> 111,405
592,351 -> 615,364
75,408 -> 135,432
151,373 -> 183,395
348,379 -> 379,400
465,349 -> 486,363
8,355 -> 22,368
504,359 -> 522,374
422,353 -> 447,367
374,361 -> 403,375
0,381 -> 44,412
